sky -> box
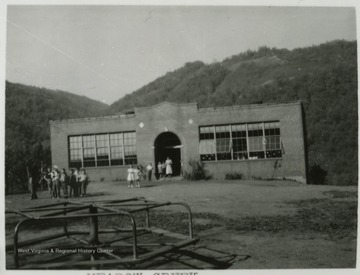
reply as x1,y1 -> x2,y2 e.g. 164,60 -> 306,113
5,4 -> 357,105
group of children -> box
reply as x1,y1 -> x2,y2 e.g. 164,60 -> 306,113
127,165 -> 142,188
126,157 -> 174,188
39,166 -> 89,199
157,157 -> 173,179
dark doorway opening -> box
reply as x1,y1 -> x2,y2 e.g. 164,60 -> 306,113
154,132 -> 181,176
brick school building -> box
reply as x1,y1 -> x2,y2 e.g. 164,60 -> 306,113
50,101 -> 307,183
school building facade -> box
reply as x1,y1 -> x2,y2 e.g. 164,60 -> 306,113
50,101 -> 307,184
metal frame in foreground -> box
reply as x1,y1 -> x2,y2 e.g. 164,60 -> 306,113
6,197 -> 199,269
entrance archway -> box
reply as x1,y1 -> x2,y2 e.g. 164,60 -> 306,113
154,132 -> 181,176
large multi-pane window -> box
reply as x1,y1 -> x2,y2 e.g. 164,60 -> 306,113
199,121 -> 282,161
96,134 -> 109,167
248,123 -> 265,159
199,126 -> 216,161
123,132 -> 137,165
232,124 -> 248,160
215,125 -> 231,160
109,133 -> 124,166
264,122 -> 282,158
69,136 -> 82,168
68,132 -> 137,168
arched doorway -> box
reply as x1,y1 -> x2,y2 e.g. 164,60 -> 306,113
154,132 -> 182,176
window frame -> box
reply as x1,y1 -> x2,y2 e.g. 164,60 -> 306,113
199,121 -> 282,162
68,131 -> 137,168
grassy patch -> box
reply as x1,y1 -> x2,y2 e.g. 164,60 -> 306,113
145,198 -> 358,241
226,198 -> 357,240
6,198 -> 357,242
323,190 -> 358,199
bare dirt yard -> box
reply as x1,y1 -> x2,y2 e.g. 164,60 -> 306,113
5,179 -> 358,269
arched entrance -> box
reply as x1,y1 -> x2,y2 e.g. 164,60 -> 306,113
154,132 -> 182,176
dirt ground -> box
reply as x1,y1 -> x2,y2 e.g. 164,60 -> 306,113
4,179 -> 358,269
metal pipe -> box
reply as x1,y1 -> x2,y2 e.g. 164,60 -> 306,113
74,198 -> 141,205
10,232 -> 68,252
35,212 -> 112,220
13,219 -> 30,268
63,206 -> 68,236
23,201 -> 69,210
6,210 -> 34,219
145,209 -> 150,229
173,202 -> 193,238
88,205 -> 99,244
128,202 -> 171,213
124,213 -> 138,260
39,205 -> 90,217
11,206 -> 88,213
100,203 -> 159,207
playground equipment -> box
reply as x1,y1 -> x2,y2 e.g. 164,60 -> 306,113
5,197 -> 199,269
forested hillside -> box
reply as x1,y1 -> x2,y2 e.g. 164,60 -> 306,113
110,40 -> 358,185
5,82 -> 109,193
5,40 -> 358,190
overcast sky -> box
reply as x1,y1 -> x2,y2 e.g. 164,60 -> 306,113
6,5 -> 357,104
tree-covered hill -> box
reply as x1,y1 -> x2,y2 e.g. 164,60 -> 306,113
5,82 -> 109,192
110,40 -> 358,186
5,40 -> 358,189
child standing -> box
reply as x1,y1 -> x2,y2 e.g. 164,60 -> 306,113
79,168 -> 88,197
127,165 -> 135,188
69,169 -> 76,198
45,167 -> 53,198
74,168 -> 80,198
51,166 -> 60,198
29,174 -> 38,200
134,166 -> 141,188
157,162 -> 163,179
60,168 -> 68,198
146,163 -> 153,181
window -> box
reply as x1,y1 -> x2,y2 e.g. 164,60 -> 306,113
232,124 -> 248,160
264,122 -> 282,158
83,135 -> 95,167
199,121 -> 281,161
199,126 -> 216,161
248,123 -> 265,159
124,132 -> 137,165
69,136 -> 82,168
96,134 -> 109,166
110,133 -> 124,166
68,131 -> 137,168
215,125 -> 231,160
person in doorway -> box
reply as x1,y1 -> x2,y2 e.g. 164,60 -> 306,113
146,162 -> 153,181
165,157 -> 173,178
161,162 -> 166,177
157,162 -> 163,179
180,160 -> 184,177
127,165 -> 135,188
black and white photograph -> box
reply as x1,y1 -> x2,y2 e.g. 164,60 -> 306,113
1,0 -> 358,272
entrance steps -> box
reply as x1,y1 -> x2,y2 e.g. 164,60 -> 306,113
156,176 -> 184,181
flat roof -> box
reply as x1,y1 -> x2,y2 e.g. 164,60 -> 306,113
50,100 -> 301,124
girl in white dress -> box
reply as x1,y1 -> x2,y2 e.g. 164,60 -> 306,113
127,165 -> 135,188
134,166 -> 141,188
165,157 -> 173,178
